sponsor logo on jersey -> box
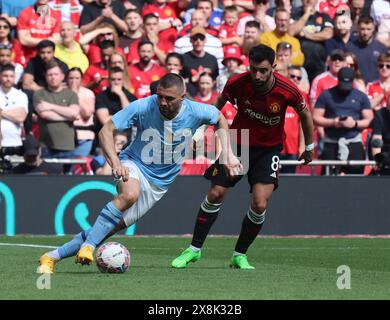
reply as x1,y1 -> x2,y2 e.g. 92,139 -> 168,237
244,108 -> 281,125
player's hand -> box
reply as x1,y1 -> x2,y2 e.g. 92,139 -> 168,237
112,164 -> 129,182
298,150 -> 314,165
223,153 -> 243,177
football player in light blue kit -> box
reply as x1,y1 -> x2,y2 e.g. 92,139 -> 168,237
38,73 -> 241,273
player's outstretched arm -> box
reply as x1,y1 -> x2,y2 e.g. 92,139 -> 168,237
99,120 -> 129,181
298,107 -> 315,164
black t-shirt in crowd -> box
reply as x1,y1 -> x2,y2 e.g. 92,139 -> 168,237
95,87 -> 137,118
80,0 -> 126,34
182,51 -> 219,97
24,57 -> 69,87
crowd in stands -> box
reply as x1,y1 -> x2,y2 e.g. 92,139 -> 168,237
0,0 -> 390,176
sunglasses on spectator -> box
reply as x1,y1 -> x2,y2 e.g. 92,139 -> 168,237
378,63 -> 390,70
289,74 -> 302,81
0,25 -> 10,30
191,34 -> 206,41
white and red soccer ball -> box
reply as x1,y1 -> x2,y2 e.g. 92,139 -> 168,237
96,242 -> 130,273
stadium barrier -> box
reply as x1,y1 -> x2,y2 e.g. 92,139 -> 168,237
0,175 -> 389,236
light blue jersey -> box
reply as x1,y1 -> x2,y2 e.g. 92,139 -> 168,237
112,95 -> 219,190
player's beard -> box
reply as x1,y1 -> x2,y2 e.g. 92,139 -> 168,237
252,73 -> 274,93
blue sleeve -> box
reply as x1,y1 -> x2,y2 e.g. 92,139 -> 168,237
315,92 -> 327,109
112,99 -> 143,130
194,102 -> 220,126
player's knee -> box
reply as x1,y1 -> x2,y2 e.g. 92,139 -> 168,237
207,186 -> 227,204
251,199 -> 268,214
118,190 -> 139,206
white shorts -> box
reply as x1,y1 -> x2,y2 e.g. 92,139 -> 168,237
119,160 -> 167,227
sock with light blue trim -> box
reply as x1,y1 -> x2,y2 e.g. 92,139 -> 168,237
82,201 -> 123,249
47,229 -> 92,260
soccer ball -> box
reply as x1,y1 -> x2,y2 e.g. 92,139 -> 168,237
96,242 -> 130,273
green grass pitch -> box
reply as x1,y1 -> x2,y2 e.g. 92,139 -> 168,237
0,236 -> 389,300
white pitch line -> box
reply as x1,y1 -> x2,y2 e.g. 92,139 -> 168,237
0,243 -> 58,249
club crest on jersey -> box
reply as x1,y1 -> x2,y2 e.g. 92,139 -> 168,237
269,102 -> 281,113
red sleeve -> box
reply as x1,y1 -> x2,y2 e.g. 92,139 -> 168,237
221,75 -> 238,104
82,67 -> 93,86
17,8 -> 30,31
290,89 -> 307,114
52,10 -> 62,33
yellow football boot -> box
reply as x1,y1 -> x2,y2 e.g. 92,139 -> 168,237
75,245 -> 94,265
37,253 -> 58,274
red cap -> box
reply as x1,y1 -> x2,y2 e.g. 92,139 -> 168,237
222,46 -> 243,66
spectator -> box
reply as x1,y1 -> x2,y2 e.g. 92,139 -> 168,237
91,130 -> 128,175
237,0 -> 275,37
11,134 -> 63,174
194,72 -> 219,104
346,15 -> 388,84
0,17 -> 21,64
141,0 -> 182,46
218,5 -> 241,48
184,0 -> 223,29
325,10 -> 355,56
370,0 -> 390,47
55,21 -> 89,73
127,13 -> 173,66
82,39 -> 115,94
349,0 -> 365,34
48,0 -> 83,41
0,44 -> 24,84
267,0 -> 300,17
109,51 -> 131,91
0,64 -> 28,156
275,42 -> 310,93
313,67 -> 373,174
289,0 -> 334,82
79,0 -> 127,35
82,22 -> 125,66
128,39 -> 166,99
150,52 -> 184,94
241,20 -> 261,57
280,65 -> 309,173
119,9 -> 143,53
17,0 -> 62,66
260,7 -> 305,67
67,67 -> 96,157
216,46 -> 244,93
366,53 -> 390,111
22,39 -> 69,92
310,48 -> 346,107
95,66 -> 137,128
221,0 -> 254,16
344,51 -> 366,92
33,60 -> 80,159
174,9 -> 223,71
181,26 -> 219,97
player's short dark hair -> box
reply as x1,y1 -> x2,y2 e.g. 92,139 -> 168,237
138,38 -> 154,51
249,44 -> 275,65
143,13 -> 158,23
0,63 -> 14,73
99,39 -> 115,50
158,73 -> 186,93
37,39 -> 55,51
357,15 -> 374,25
166,52 -> 184,66
245,20 -> 260,30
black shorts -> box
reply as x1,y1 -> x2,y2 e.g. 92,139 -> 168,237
204,144 -> 283,192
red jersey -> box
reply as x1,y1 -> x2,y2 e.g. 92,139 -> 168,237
17,5 -> 61,64
142,3 -> 178,45
82,64 -> 109,95
218,23 -> 238,41
318,0 -> 349,19
129,62 -> 166,99
222,72 -> 306,147
194,91 -> 219,105
366,81 -> 389,109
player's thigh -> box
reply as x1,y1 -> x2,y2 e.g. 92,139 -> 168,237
115,178 -> 141,207
207,183 -> 230,203
250,183 -> 275,213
